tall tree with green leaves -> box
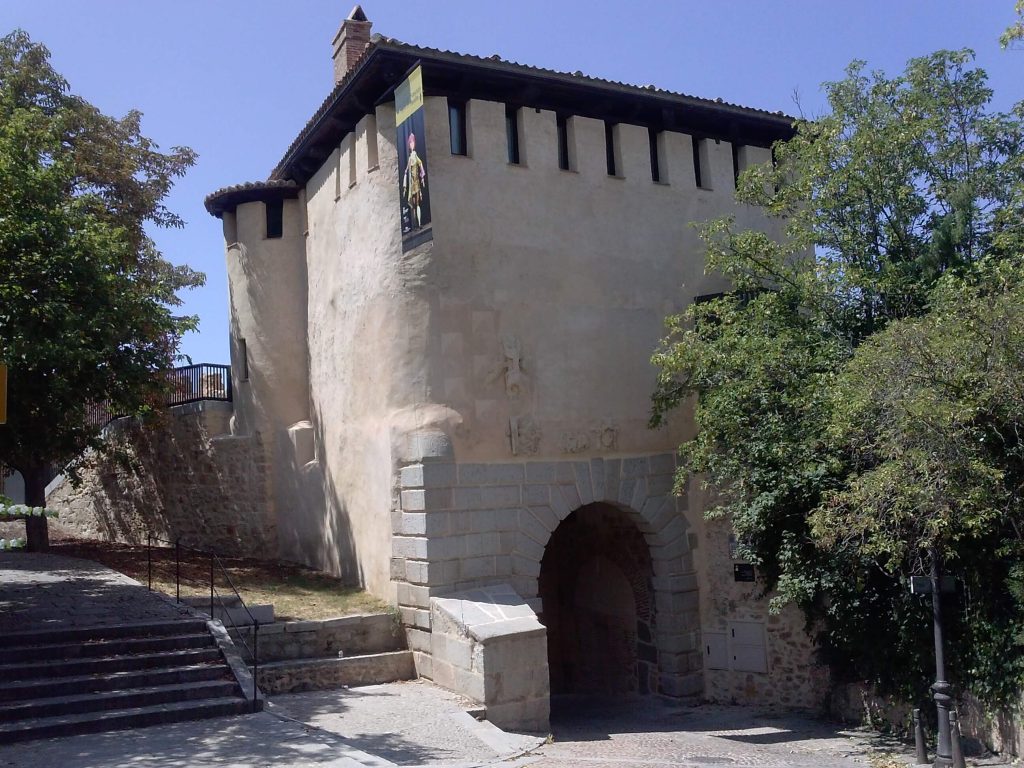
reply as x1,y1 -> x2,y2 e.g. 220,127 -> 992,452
1002,0 -> 1024,48
0,30 -> 203,551
651,50 -> 1024,701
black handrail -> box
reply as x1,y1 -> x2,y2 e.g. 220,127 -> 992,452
0,365 -> 233,484
146,534 -> 260,712
165,363 -> 233,407
92,363 -> 232,427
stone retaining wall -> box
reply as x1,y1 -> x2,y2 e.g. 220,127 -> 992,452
257,651 -> 416,694
47,401 -> 275,557
229,613 -> 404,663
832,682 -> 1024,757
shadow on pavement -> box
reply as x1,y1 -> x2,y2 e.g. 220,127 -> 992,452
550,693 -> 875,744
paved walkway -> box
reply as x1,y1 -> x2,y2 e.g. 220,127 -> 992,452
0,552 -> 1003,768
0,551 -> 191,633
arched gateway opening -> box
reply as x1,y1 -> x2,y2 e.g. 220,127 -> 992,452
538,502 -> 657,695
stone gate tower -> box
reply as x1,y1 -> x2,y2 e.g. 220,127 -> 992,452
203,6 -> 826,729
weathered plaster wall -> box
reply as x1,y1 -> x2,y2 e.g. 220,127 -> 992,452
301,105 -> 438,598
47,402 -> 275,557
226,196 -> 320,567
422,97 -> 782,462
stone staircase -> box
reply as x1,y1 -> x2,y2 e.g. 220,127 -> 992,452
0,618 -> 258,743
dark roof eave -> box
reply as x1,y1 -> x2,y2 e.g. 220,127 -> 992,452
268,38 -> 797,187
204,180 -> 300,218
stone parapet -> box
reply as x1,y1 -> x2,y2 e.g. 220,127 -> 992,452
428,584 -> 549,733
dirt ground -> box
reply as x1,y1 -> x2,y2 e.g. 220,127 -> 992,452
42,536 -> 388,621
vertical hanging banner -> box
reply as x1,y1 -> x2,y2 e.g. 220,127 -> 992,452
395,65 -> 433,252
0,364 -> 6,425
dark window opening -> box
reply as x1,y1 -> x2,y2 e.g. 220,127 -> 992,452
506,105 -> 521,165
557,114 -> 571,170
732,143 -> 741,187
692,140 -> 703,189
449,99 -> 467,156
605,122 -> 617,176
238,338 -> 249,381
771,145 -> 780,193
265,199 -> 283,239
649,128 -> 661,183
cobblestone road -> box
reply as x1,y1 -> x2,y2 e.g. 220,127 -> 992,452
517,696 -> 897,768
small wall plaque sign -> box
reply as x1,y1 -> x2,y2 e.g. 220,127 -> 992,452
733,563 -> 755,582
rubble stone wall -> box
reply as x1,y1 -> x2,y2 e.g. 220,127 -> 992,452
47,401 -> 275,557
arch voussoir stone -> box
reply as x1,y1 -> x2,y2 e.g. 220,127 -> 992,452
391,452 -> 702,703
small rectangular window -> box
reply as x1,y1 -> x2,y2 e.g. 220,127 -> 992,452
649,128 -> 661,183
334,145 -> 343,200
366,114 -> 379,170
557,114 -> 571,171
692,139 -> 703,189
605,122 -> 617,176
693,138 -> 712,190
348,136 -> 357,188
239,338 -> 249,381
732,143 -> 741,187
506,105 -> 521,165
449,99 -> 467,156
265,199 -> 283,239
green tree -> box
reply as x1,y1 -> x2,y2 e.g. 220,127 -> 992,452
0,30 -> 203,551
1002,0 -> 1024,48
651,50 -> 1024,701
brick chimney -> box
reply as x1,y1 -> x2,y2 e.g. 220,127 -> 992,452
332,5 -> 372,85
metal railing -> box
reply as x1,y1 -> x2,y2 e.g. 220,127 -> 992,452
1,365 -> 232,485
92,363 -> 232,427
146,535 -> 259,712
165,363 -> 232,407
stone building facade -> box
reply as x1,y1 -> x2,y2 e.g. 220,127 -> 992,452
60,7 -> 831,729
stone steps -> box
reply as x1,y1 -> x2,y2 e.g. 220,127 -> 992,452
0,620 -> 257,743
0,647 -> 224,681
0,697 -> 253,744
0,662 -> 230,702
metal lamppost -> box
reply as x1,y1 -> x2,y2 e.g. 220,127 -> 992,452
928,552 -> 953,768
909,550 -> 957,767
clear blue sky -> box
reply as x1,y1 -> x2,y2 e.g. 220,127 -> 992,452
2,1 -> 1021,364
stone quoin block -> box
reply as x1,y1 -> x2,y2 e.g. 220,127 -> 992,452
400,462 -> 456,489
527,504 -> 558,532
476,485 -> 522,509
458,463 -> 525,486
518,508 -> 550,545
573,462 -> 594,505
523,484 -> 550,506
524,462 -> 557,484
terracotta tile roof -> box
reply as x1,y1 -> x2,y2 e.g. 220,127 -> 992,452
267,35 -> 795,183
374,36 -> 793,121
204,179 -> 300,217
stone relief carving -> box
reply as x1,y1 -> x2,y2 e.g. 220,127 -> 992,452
486,334 -> 537,456
561,421 -> 618,454
499,334 -> 526,398
508,415 -> 541,456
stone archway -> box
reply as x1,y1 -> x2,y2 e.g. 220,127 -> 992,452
538,502 -> 658,695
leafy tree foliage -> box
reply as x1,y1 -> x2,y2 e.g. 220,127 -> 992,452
1002,0 -> 1024,48
651,50 -> 1024,703
0,31 -> 203,550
